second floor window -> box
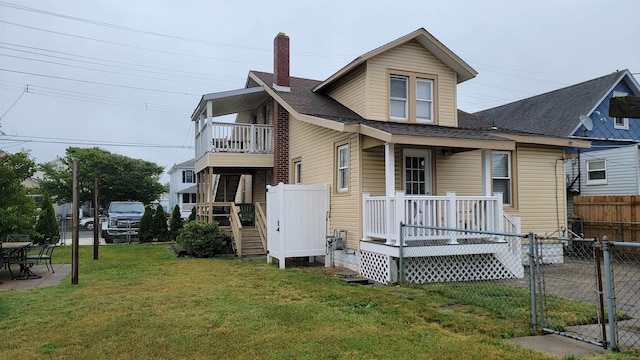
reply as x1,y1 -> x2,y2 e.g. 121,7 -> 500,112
613,91 -> 629,130
389,74 -> 434,122
390,76 -> 408,119
182,170 -> 195,183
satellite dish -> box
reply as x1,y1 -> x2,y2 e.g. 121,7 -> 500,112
579,115 -> 593,131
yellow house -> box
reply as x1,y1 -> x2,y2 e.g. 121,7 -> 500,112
190,29 -> 589,283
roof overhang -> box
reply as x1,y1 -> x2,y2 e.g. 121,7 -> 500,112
497,133 -> 591,149
358,124 -> 515,151
191,87 -> 269,120
313,28 -> 477,93
176,185 -> 197,194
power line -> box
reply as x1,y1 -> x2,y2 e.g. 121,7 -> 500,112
0,68 -> 200,96
0,1 -> 354,59
0,84 -> 27,119
0,20 -> 269,67
0,133 -> 193,149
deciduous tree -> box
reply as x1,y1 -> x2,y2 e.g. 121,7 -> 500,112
0,151 -> 37,239
39,147 -> 167,208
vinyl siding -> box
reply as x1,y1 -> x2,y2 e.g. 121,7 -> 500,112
435,150 -> 483,195
366,40 -> 457,126
326,63 -> 367,118
578,145 -> 639,196
361,144 -> 386,196
513,145 -> 566,235
253,169 -> 268,203
289,117 -> 361,249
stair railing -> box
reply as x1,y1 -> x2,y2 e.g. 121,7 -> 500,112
229,203 -> 243,257
254,202 -> 267,252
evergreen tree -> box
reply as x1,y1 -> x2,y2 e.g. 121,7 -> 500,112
35,193 -> 59,240
188,206 -> 196,222
138,205 -> 154,243
152,203 -> 168,241
169,205 -> 183,241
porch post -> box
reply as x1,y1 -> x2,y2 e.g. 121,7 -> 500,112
385,142 -> 396,245
494,193 -> 504,233
446,192 -> 458,244
384,142 -> 395,196
481,149 -> 492,196
395,191 -> 405,245
249,124 -> 256,153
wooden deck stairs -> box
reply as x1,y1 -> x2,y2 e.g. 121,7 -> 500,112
239,227 -> 266,257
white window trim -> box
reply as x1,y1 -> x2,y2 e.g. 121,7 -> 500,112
492,151 -> 512,206
402,148 -> 432,195
416,79 -> 434,123
337,144 -> 349,192
586,159 -> 607,185
390,75 -> 408,120
613,91 -> 629,130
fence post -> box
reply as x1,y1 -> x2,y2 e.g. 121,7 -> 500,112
528,231 -> 537,328
399,222 -> 404,284
601,235 -> 618,351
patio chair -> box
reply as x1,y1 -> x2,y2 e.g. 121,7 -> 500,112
5,244 -> 40,280
26,237 -> 57,273
5,234 -> 30,242
26,237 -> 51,270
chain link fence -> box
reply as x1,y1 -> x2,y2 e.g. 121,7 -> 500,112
398,224 -> 640,351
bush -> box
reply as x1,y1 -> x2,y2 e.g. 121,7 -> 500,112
168,205 -> 183,241
188,207 -> 196,222
152,203 -> 168,240
35,193 -> 59,241
138,205 -> 154,243
177,221 -> 226,258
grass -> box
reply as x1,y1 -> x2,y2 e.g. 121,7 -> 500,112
0,245 -> 634,359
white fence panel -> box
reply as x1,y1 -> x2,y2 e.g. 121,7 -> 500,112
266,183 -> 329,269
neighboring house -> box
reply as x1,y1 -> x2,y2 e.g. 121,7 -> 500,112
475,70 -> 640,215
167,159 -> 197,219
190,29 -> 588,283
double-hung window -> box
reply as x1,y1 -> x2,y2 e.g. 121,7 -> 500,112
182,170 -> 195,183
390,76 -> 408,119
416,79 -> 433,122
390,74 -> 434,122
586,159 -> 607,185
337,144 -> 349,192
492,151 -> 512,205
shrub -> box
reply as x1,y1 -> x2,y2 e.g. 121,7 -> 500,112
177,221 -> 226,257
188,207 -> 196,222
152,203 -> 168,241
168,204 -> 183,241
138,205 -> 154,243
35,193 -> 59,241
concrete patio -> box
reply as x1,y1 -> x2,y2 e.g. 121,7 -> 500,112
0,263 -> 71,290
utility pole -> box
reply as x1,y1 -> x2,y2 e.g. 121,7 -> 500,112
93,177 -> 99,260
72,159 -> 79,285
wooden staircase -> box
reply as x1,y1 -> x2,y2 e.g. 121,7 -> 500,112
239,227 -> 266,257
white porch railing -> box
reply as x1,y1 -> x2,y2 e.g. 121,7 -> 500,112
362,191 -> 505,245
211,122 -> 273,153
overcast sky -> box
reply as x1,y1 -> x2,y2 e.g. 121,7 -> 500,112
1,0 -> 639,183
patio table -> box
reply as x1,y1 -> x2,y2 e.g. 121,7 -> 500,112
1,242 -> 41,280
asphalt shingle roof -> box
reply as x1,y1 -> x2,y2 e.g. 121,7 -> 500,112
473,71 -> 624,137
252,71 -> 511,142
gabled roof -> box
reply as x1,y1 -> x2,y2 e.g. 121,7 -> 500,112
313,28 -> 477,93
250,71 -> 586,149
168,158 -> 195,174
474,70 -> 638,137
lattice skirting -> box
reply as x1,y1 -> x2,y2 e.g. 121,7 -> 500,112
404,254 -> 515,284
360,251 -> 390,284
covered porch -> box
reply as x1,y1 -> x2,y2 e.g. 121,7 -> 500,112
357,141 -> 524,284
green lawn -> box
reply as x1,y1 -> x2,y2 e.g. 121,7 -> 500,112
0,245 -> 628,359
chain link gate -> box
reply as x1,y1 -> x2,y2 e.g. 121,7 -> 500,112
533,236 -> 640,351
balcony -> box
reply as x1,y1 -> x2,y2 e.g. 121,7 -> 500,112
195,122 -> 274,171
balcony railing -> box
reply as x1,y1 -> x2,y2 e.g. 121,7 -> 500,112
212,122 -> 273,153
363,191 -> 506,245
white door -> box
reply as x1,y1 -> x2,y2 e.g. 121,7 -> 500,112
403,149 -> 432,195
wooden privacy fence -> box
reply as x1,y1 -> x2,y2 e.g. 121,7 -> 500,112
573,195 -> 640,243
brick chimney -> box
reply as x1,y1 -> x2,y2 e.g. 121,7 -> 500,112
273,32 -> 290,92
